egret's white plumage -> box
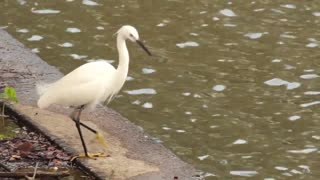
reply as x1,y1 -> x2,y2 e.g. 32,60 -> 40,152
37,25 -> 151,110
36,25 -> 151,158
37,61 -> 120,109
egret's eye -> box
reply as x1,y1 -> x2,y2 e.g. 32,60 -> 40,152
129,33 -> 133,37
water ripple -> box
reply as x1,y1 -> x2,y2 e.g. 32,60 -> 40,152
16,28 -> 29,33
288,115 -> 301,121
70,54 -> 87,60
233,139 -> 247,145
287,148 -> 317,154
125,88 -> 157,95
280,4 -> 296,9
220,9 -> 237,17
66,27 -> 81,33
176,41 -> 199,48
59,42 -> 73,47
142,102 -> 153,108
275,166 -> 288,171
264,78 -> 300,90
212,85 -> 226,92
31,9 -> 60,14
306,42 -> 318,48
27,35 -> 43,41
244,32 -> 264,39
300,74 -> 319,79
142,68 -> 156,74
198,155 -> 209,161
300,101 -> 320,107
304,91 -> 320,95
82,0 -> 99,6
312,12 -> 320,16
230,171 -> 258,177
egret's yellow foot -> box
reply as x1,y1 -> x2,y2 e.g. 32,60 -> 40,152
96,132 -> 107,148
70,152 -> 108,161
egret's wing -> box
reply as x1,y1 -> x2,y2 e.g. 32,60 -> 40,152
38,78 -> 112,109
37,61 -> 115,95
37,61 -> 116,108
57,80 -> 105,106
36,82 -> 52,96
57,61 -> 115,85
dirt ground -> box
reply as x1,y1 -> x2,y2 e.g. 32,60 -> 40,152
0,116 -> 91,180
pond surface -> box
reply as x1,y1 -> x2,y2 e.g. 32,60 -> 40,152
1,0 -> 320,179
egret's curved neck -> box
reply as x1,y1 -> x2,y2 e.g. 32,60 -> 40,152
116,35 -> 129,77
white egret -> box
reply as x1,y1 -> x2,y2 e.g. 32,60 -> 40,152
37,25 -> 152,159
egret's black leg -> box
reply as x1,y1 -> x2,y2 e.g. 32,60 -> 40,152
70,106 -> 97,134
73,106 -> 89,157
69,106 -> 108,161
79,121 -> 97,133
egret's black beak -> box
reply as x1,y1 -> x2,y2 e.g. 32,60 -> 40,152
136,40 -> 152,56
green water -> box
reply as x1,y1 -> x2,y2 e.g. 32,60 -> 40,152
2,0 -> 320,179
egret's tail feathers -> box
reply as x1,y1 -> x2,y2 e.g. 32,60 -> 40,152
36,82 -> 54,109
37,96 -> 49,109
36,82 -> 51,96
38,91 -> 58,109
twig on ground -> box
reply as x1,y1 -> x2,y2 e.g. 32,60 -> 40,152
0,169 -> 70,178
32,162 -> 39,179
24,162 -> 39,180
0,161 -> 11,172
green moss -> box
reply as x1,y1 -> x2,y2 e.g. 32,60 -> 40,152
0,113 -> 19,140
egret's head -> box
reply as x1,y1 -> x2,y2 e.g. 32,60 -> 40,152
117,25 -> 152,56
117,25 -> 139,42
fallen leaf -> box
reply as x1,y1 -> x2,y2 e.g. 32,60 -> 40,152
15,142 -> 33,152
